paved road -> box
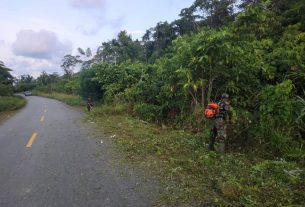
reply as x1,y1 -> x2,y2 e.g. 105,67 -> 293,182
0,96 -> 157,207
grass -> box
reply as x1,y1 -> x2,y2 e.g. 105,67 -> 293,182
0,95 -> 26,112
88,104 -> 305,207
0,95 -> 26,123
33,91 -> 85,107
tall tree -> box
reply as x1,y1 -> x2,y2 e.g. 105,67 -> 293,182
188,0 -> 236,28
174,8 -> 199,35
142,22 -> 177,62
78,47 -> 93,69
93,31 -> 144,65
61,55 -> 82,78
0,60 -> 14,86
239,0 -> 261,9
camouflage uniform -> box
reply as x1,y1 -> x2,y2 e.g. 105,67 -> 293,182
208,100 -> 231,151
87,97 -> 93,112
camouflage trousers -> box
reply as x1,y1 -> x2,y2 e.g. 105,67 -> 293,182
214,118 -> 227,142
208,118 -> 227,151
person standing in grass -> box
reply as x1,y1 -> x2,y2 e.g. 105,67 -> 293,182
87,97 -> 93,112
208,93 -> 232,152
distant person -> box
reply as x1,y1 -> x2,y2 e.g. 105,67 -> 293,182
87,97 -> 93,112
208,93 -> 232,152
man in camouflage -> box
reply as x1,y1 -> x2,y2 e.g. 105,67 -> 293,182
208,93 -> 232,152
87,97 -> 93,112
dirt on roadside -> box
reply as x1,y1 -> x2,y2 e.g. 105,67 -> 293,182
0,111 -> 18,125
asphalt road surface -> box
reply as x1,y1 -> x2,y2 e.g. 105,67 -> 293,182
0,96 -> 157,207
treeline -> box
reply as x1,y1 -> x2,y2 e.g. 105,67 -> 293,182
0,61 -> 14,96
17,0 -> 305,157
0,61 -> 26,112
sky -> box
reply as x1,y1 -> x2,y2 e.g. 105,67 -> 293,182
0,0 -> 194,77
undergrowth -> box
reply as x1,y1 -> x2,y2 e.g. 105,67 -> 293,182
0,95 -> 26,112
88,104 -> 305,207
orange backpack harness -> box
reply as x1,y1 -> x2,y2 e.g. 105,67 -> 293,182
204,103 -> 219,119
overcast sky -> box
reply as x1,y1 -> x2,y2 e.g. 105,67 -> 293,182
0,0 -> 194,77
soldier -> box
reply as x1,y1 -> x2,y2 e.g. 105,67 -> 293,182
208,93 -> 232,152
87,97 -> 93,112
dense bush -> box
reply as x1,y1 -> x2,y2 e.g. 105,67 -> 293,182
0,84 -> 12,96
79,67 -> 103,101
133,103 -> 163,122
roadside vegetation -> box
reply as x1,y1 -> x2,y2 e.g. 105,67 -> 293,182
0,96 -> 26,112
11,0 -> 305,206
88,105 -> 305,206
0,61 -> 26,122
33,91 -> 85,107
0,96 -> 26,123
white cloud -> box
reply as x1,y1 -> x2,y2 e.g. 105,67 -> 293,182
0,40 -> 12,63
7,57 -> 61,78
126,30 -> 145,35
70,0 -> 106,10
126,29 -> 145,36
0,42 -> 61,78
69,0 -> 124,35
5,30 -> 72,77
126,29 -> 145,40
12,30 -> 72,60
77,15 -> 125,36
